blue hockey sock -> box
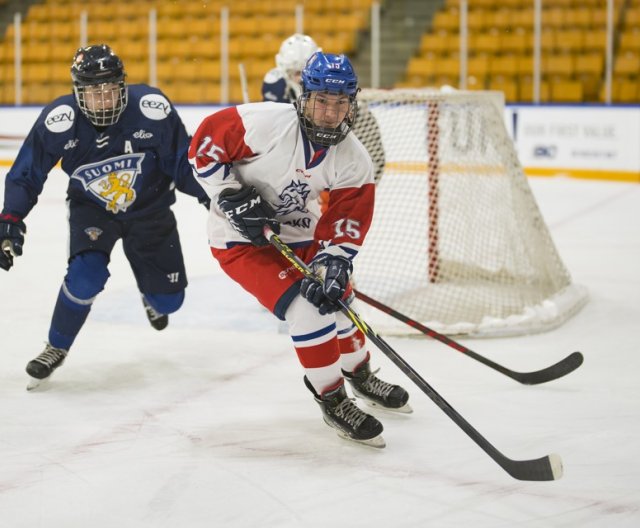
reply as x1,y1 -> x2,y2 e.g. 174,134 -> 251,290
48,252 -> 110,350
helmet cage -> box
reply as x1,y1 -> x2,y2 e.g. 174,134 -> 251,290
73,82 -> 127,127
71,45 -> 128,127
297,52 -> 359,146
297,91 -> 358,147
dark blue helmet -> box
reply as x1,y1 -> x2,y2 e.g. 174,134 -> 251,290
297,52 -> 359,146
301,52 -> 359,96
71,44 -> 128,127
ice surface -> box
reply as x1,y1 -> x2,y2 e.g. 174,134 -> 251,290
1,169 -> 639,527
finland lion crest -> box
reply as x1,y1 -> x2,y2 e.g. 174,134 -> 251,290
71,153 -> 144,213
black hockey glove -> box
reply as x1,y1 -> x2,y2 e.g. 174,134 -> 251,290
300,256 -> 353,315
0,214 -> 26,271
217,186 -> 280,246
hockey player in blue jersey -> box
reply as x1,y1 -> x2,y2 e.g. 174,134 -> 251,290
0,44 -> 210,389
261,33 -> 321,104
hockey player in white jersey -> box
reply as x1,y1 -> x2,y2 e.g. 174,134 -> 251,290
262,33 -> 385,186
190,52 -> 410,448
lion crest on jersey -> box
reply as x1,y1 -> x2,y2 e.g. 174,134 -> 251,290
276,180 -> 311,215
71,153 -> 145,213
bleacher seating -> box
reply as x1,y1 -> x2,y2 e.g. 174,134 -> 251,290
1,0 -> 638,104
0,0 -> 373,104
400,0 -> 638,104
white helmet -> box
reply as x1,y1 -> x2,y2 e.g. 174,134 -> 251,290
275,33 -> 321,98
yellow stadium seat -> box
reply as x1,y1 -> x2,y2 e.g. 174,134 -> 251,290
584,30 -> 607,52
470,32 -> 501,55
49,61 -> 72,83
620,31 -> 640,53
543,54 -> 575,78
555,30 -> 585,53
614,52 -> 640,76
199,60 -> 221,82
467,55 -> 490,77
490,55 -> 518,77
23,43 -> 52,63
202,82 -> 221,103
542,8 -> 566,28
502,30 -> 531,54
550,79 -> 583,102
519,77 -> 551,102
24,63 -> 51,83
432,10 -> 459,33
575,53 -> 604,76
420,33 -> 450,55
614,78 -> 639,102
488,76 -> 518,102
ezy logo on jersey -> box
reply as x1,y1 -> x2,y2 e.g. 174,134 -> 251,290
71,153 -> 144,213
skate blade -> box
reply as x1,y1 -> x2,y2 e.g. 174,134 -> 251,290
26,376 -> 51,391
336,430 -> 386,449
362,399 -> 413,414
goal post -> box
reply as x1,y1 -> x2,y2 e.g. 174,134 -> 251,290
354,88 -> 588,337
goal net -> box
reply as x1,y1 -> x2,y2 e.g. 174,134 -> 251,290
353,88 -> 588,337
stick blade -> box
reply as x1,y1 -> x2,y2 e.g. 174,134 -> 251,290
503,453 -> 563,481
517,351 -> 584,385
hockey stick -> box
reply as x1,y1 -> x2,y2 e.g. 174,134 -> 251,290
354,290 -> 584,385
264,226 -> 563,481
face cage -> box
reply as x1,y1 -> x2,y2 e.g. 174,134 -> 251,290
297,92 -> 358,147
73,81 -> 128,127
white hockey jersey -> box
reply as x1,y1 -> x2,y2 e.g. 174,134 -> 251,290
188,102 -> 374,263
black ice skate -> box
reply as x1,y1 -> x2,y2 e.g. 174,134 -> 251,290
142,296 -> 168,330
304,376 -> 385,448
26,343 -> 68,390
343,358 -> 412,414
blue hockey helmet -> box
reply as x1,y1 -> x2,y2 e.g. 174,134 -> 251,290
301,52 -> 359,96
71,44 -> 128,127
297,52 -> 359,146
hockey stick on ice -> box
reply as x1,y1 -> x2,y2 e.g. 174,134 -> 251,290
354,290 -> 584,385
264,226 -> 563,481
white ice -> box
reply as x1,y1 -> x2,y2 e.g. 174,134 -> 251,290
0,169 -> 639,528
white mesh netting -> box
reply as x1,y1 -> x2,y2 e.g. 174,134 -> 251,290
353,88 -> 588,337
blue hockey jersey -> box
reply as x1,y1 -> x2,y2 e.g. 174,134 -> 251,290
261,67 -> 296,104
2,84 -> 208,220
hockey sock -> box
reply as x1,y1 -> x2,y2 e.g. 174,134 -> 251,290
48,287 -> 92,350
48,252 -> 109,350
336,316 -> 368,372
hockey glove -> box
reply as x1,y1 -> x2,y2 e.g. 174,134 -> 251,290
0,214 -> 26,271
217,186 -> 280,246
300,256 -> 353,315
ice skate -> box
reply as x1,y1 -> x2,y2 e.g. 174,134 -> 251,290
26,343 -> 68,390
344,359 -> 412,414
305,376 -> 385,448
142,296 -> 168,330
